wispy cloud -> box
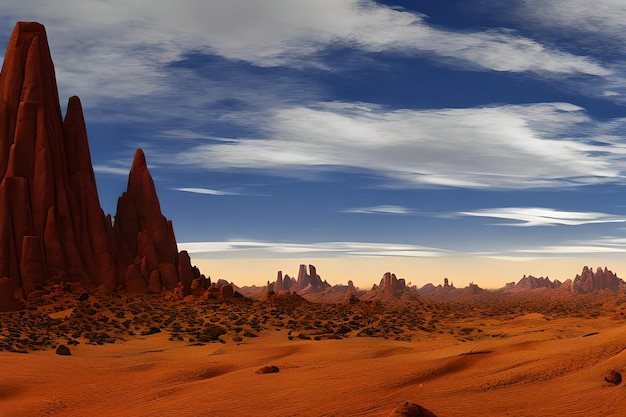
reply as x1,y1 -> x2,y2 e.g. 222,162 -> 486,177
342,205 -> 414,215
178,240 -> 448,259
159,130 -> 236,142
475,235 -> 626,260
93,164 -> 131,176
513,0 -> 626,40
491,0 -> 626,102
174,102 -> 626,189
0,0 -> 609,104
460,207 -> 626,226
515,245 -> 626,254
517,236 -> 626,255
174,187 -> 239,196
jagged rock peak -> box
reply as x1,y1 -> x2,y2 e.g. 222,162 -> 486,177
0,21 -> 117,305
113,148 -> 203,294
515,275 -> 560,290
573,266 -> 624,294
379,272 -> 406,292
271,264 -> 330,294
0,21 -> 206,310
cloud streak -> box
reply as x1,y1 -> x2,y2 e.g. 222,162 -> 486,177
174,101 -> 626,189
0,0 -> 609,103
174,187 -> 239,196
93,165 -> 131,176
178,240 -> 448,259
460,207 -> 626,226
342,205 -> 414,215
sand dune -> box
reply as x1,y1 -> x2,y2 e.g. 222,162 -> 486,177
1,312 -> 624,417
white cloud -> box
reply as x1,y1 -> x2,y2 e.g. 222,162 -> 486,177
514,0 -> 626,38
515,245 -> 626,254
178,240 -> 447,259
343,205 -> 414,215
0,0 -> 609,104
93,164 -> 130,176
174,187 -> 238,196
490,0 -> 626,102
474,236 -> 626,260
174,101 -> 626,189
159,130 -> 236,142
460,207 -> 626,226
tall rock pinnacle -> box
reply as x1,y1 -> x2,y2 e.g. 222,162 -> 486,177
0,21 -> 204,307
114,148 -> 199,294
0,22 -> 116,295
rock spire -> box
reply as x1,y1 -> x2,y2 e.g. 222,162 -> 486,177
0,21 -> 204,308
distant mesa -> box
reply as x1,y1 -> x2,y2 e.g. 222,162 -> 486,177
366,272 -> 407,295
511,275 -> 562,290
572,266 -> 624,294
270,264 -> 331,295
502,267 -> 625,295
0,22 -> 207,310
379,272 -> 406,292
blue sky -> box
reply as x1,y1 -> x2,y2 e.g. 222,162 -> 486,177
3,1 -> 626,287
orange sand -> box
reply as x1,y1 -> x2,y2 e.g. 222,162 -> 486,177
1,314 -> 624,417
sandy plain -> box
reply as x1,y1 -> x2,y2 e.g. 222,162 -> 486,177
1,288 -> 625,417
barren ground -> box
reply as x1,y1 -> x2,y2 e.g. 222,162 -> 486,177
1,287 -> 625,416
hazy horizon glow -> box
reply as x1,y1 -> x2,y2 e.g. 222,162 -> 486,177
190,256 -> 626,290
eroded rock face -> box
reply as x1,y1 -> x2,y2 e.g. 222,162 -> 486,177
573,266 -> 624,294
0,21 -> 206,309
0,22 -> 117,302
272,264 -> 331,294
0,277 -> 23,311
112,148 -> 205,294
380,272 -> 406,292
515,275 -> 560,290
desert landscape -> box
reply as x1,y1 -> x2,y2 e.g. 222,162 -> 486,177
1,277 -> 626,416
1,17 -> 626,417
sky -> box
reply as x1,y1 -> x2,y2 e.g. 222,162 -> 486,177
3,1 -> 626,288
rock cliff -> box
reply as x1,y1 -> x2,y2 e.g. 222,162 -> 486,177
514,275 -> 561,290
272,264 -> 330,294
572,266 -> 624,294
0,22 -> 204,308
379,272 -> 406,292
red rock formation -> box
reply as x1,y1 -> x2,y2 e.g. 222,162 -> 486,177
203,282 -> 240,300
296,264 -> 309,291
0,22 -> 117,307
573,266 -> 624,293
113,149 -> 204,294
275,270 -> 284,291
514,275 -> 560,290
271,264 -> 330,294
379,272 -> 406,292
0,277 -> 23,311
0,21 -> 206,309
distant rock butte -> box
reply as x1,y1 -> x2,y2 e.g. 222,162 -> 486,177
379,272 -> 406,292
270,264 -> 331,294
513,275 -> 561,290
0,21 -> 205,309
573,266 -> 624,294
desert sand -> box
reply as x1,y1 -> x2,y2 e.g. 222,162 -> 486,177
1,287 -> 625,417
